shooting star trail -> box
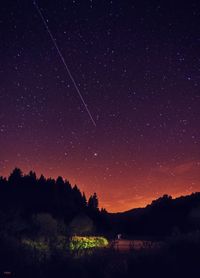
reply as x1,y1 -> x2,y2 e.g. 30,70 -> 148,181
33,1 -> 97,127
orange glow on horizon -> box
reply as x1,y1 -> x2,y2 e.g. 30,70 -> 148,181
1,160 -> 200,213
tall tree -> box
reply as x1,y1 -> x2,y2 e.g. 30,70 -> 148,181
8,168 -> 23,184
88,193 -> 99,211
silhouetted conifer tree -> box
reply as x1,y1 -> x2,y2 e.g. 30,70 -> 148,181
88,193 -> 99,211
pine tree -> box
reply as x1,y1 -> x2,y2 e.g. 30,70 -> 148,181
88,193 -> 99,211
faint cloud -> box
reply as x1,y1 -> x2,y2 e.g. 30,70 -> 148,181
154,160 -> 200,177
174,162 -> 195,175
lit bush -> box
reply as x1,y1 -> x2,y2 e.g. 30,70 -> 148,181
69,236 -> 109,250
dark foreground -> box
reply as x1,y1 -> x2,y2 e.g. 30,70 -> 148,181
1,170 -> 200,277
1,232 -> 200,278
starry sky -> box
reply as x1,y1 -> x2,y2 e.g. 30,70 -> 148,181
0,0 -> 200,212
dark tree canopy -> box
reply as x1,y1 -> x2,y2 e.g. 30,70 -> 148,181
0,168 -> 105,236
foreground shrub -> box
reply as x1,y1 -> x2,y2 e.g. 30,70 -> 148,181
69,236 -> 109,250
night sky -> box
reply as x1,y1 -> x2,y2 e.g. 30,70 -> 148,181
0,0 -> 200,212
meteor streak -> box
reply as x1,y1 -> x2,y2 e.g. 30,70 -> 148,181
33,1 -> 96,127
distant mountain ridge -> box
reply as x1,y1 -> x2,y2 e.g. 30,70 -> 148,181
109,193 -> 200,236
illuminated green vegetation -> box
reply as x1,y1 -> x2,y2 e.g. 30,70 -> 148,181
22,236 -> 109,253
69,236 -> 109,250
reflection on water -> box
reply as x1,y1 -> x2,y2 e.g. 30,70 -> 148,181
112,240 -> 162,251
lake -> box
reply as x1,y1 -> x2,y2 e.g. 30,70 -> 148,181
111,239 -> 162,251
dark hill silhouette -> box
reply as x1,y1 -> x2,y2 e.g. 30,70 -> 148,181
109,193 -> 200,236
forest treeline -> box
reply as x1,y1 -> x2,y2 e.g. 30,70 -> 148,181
0,168 -> 108,238
1,168 -> 200,237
